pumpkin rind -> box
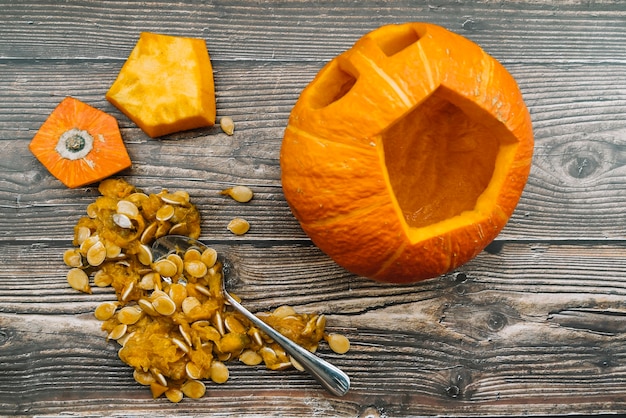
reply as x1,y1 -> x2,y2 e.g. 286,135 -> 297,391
280,23 -> 534,283
106,32 -> 216,138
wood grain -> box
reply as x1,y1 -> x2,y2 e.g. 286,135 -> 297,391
2,0 -> 626,416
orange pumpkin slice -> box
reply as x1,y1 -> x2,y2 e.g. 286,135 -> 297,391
280,23 -> 534,283
106,32 -> 216,138
29,97 -> 131,188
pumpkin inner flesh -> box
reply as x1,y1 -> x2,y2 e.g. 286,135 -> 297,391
382,88 -> 501,230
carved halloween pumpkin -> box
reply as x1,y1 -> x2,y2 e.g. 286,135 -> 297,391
280,23 -> 534,283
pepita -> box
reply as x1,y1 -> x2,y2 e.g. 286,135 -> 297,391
181,379 -> 206,399
219,116 -> 235,135
227,217 -> 250,235
326,333 -> 351,354
86,240 -> 106,266
63,248 -> 83,268
113,213 -> 133,229
108,323 -> 128,340
209,361 -> 229,384
152,258 -> 178,277
156,204 -> 175,221
67,268 -> 91,294
117,200 -> 139,217
137,244 -> 153,266
152,295 -> 176,316
94,301 -> 118,321
220,185 -> 253,203
118,306 -> 143,325
165,388 -> 183,403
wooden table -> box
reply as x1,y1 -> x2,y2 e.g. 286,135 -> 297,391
2,0 -> 626,416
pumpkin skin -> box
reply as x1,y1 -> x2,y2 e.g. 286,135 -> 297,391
280,23 -> 534,283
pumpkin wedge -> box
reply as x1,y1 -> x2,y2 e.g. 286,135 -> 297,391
29,97 -> 131,188
280,23 -> 534,283
106,32 -> 216,138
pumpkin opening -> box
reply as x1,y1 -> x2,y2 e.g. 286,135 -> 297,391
369,25 -> 422,57
381,86 -> 512,229
309,61 -> 357,109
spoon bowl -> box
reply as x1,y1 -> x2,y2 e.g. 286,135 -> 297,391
151,235 -> 350,396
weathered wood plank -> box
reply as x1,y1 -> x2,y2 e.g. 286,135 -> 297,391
1,0 -> 625,64
2,61 -> 626,242
3,0 -> 626,416
3,243 -> 626,416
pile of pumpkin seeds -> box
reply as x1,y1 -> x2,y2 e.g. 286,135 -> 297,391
63,178 -> 350,402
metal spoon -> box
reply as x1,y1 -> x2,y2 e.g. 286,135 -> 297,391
151,235 -> 351,396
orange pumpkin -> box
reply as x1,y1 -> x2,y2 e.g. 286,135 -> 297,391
29,97 -> 131,188
280,23 -> 534,283
106,32 -> 216,138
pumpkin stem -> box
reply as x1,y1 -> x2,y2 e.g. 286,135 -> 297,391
55,128 -> 94,160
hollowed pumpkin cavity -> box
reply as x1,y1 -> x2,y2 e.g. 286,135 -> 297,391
382,87 -> 499,229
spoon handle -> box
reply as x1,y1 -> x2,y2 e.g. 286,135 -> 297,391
223,292 -> 350,396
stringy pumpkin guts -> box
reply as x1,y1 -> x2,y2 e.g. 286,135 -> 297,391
29,97 -> 131,188
64,178 -> 349,402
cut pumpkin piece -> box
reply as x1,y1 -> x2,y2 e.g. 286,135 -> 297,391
106,32 -> 216,138
29,97 -> 131,188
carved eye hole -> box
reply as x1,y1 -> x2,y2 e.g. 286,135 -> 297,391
370,25 -> 422,57
308,61 -> 357,109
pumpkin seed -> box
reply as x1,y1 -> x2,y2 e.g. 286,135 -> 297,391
179,325 -> 193,347
152,258 -> 178,277
86,240 -> 106,266
326,333 -> 350,354
210,361 -> 229,384
181,379 -> 206,399
184,260 -> 207,278
219,116 -> 235,135
168,222 -> 188,235
118,306 -> 143,325
138,298 -> 158,316
200,248 -> 218,268
138,272 -> 158,290
227,217 -> 250,235
172,337 -> 190,353
161,193 -> 187,206
152,369 -> 168,387
75,226 -> 92,245
152,295 -> 176,316
165,388 -> 183,403
128,192 -> 149,205
94,301 -> 118,321
93,270 -> 113,287
120,281 -> 134,301
181,296 -> 201,315
133,369 -> 155,386
156,204 -> 175,221
86,203 -> 98,219
185,361 -> 203,380
239,349 -> 263,366
63,249 -> 83,268
67,268 -> 91,293
140,222 -> 157,244
117,200 -> 139,217
221,185 -> 253,203
79,234 -> 100,254
137,244 -> 153,266
104,241 -> 122,258
107,323 -> 128,340
273,305 -> 297,319
290,355 -> 305,372
183,248 -> 201,261
224,315 -> 246,334
113,213 -> 133,229
168,283 -> 188,307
